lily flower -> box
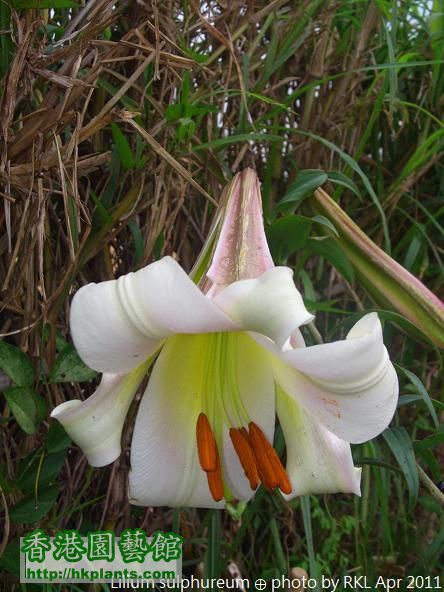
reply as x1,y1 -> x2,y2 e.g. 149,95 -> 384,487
51,169 -> 398,508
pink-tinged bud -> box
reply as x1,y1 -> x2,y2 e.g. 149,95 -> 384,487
312,187 -> 444,348
208,168 -> 274,286
191,169 -> 274,293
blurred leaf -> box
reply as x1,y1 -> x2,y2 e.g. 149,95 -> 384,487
310,188 -> 444,347
194,133 -> 282,151
311,215 -> 339,237
327,171 -> 362,198
300,496 -> 321,584
291,128 -> 391,251
0,342 -> 34,387
10,485 -> 59,523
303,299 -> 346,314
204,511 -> 221,578
165,104 -> 183,121
16,450 -> 66,494
97,78 -> 139,111
153,231 -> 164,260
166,103 -> 217,122
397,394 -> 423,407
128,219 -> 144,266
299,269 -> 316,302
90,188 -> 113,224
177,117 -> 196,141
327,308 -> 441,351
111,123 -> 135,169
11,0 -> 80,6
179,44 -> 209,63
49,344 -> 96,383
416,449 -> 441,482
0,2 -> 13,78
277,170 -> 328,208
411,527 -> 444,576
383,427 -> 419,512
414,427 -> 444,453
305,237 -> 354,282
0,542 -> 20,577
3,387 -> 47,435
397,366 -> 439,427
46,422 -> 71,453
267,215 -> 312,262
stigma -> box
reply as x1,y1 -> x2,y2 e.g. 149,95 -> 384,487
196,413 -> 292,501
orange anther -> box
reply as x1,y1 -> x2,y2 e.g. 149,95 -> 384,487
206,460 -> 224,502
248,422 -> 292,495
229,428 -> 260,490
248,422 -> 279,491
196,413 -> 225,501
196,413 -> 218,472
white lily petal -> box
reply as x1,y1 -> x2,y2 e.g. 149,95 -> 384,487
51,359 -> 151,467
129,332 -> 276,507
213,267 -> 314,348
129,334 -> 223,508
71,257 -> 239,373
276,388 -> 361,497
273,314 -> 399,443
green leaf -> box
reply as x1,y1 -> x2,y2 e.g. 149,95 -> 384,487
266,215 -> 312,262
277,170 -> 328,208
16,450 -> 67,494
153,231 -> 165,260
288,128 -> 391,251
177,117 -> 196,141
49,344 -> 97,383
166,103 -> 218,122
327,171 -> 362,198
383,427 -> 419,512
165,104 -> 183,121
0,341 -> 34,387
3,387 -> 48,435
300,496 -> 321,584
397,366 -> 439,428
193,133 -> 282,151
111,123 -> 135,169
204,511 -> 222,578
0,542 -> 20,577
414,427 -> 444,453
0,2 -> 13,78
179,44 -> 209,63
128,219 -> 145,266
10,485 -> 59,523
397,394 -> 423,407
311,215 -> 339,237
46,422 -> 71,453
305,237 -> 354,282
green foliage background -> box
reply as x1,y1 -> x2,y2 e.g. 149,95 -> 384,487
0,0 -> 443,589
